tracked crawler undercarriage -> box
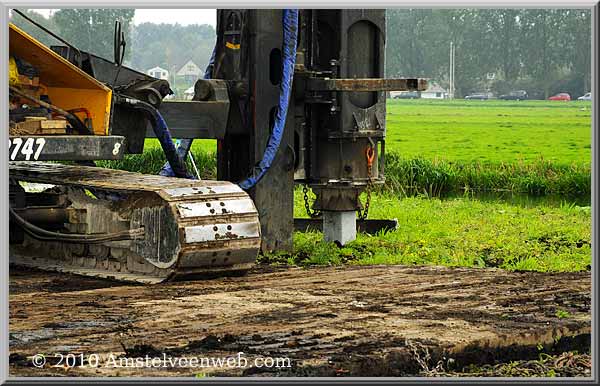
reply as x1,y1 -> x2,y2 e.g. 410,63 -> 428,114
9,162 -> 261,284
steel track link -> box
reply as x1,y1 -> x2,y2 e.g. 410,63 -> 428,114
9,162 -> 261,283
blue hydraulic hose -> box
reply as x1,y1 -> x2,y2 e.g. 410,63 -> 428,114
238,9 -> 299,190
120,96 -> 192,179
151,109 -> 193,179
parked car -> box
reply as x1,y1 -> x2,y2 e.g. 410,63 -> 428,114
577,92 -> 592,101
394,91 -> 421,99
464,92 -> 492,100
498,90 -> 528,100
548,92 -> 571,101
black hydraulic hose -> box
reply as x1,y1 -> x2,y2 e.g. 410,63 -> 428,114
9,86 -> 92,135
10,207 -> 144,244
117,95 -> 192,179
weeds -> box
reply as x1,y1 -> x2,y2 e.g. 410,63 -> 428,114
555,310 -> 572,319
445,351 -> 591,377
383,153 -> 590,196
405,339 -> 447,376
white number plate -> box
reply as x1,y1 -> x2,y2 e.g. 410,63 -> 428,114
9,137 -> 46,161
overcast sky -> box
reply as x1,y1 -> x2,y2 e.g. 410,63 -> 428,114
29,8 -> 217,26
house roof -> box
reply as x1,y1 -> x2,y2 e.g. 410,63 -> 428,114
423,83 -> 447,93
176,60 -> 203,76
147,66 -> 168,73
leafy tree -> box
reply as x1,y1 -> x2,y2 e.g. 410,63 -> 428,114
52,9 -> 135,61
565,9 -> 592,94
386,9 -> 433,78
10,9 -> 59,47
385,9 -> 592,99
484,9 -> 521,81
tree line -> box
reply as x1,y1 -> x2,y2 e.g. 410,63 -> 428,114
11,9 -> 591,99
10,9 -> 215,86
386,9 -> 592,98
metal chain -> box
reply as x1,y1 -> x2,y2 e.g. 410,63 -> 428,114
357,146 -> 375,221
303,184 -> 322,218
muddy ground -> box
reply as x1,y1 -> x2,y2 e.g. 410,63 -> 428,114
9,265 -> 591,377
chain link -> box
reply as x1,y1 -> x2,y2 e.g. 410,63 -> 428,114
303,184 -> 322,218
357,168 -> 373,220
304,146 -> 374,220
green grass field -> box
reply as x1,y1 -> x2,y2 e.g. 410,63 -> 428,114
386,99 -> 592,164
257,191 -> 591,273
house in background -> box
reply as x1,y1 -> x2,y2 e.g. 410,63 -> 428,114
183,85 -> 195,100
420,83 -> 448,99
147,66 -> 169,80
176,60 -> 203,85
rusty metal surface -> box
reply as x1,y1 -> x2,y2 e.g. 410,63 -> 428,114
306,77 -> 428,92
